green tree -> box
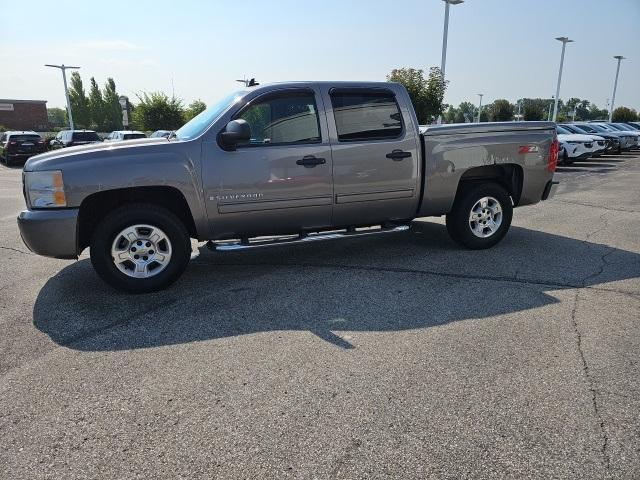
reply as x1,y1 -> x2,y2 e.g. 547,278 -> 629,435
68,72 -> 90,128
458,101 -> 478,123
47,107 -> 68,128
387,66 -> 447,124
103,78 -> 123,131
88,77 -> 106,130
612,106 -> 638,122
184,99 -> 207,122
132,92 -> 185,131
444,105 -> 458,123
489,99 -> 514,121
523,104 -> 544,121
588,104 -> 608,121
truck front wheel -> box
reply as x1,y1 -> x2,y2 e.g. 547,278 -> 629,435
446,183 -> 513,249
90,204 -> 191,293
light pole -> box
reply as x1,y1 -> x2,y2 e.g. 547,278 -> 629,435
438,0 -> 464,124
476,94 -> 484,122
608,56 -> 625,122
552,37 -> 573,122
45,64 -> 79,130
547,96 -> 554,121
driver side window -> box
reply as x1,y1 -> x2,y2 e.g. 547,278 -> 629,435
233,91 -> 321,147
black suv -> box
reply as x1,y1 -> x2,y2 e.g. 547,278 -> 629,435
0,131 -> 46,166
49,130 -> 102,149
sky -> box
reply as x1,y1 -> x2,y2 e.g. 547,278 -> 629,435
1,0 -> 639,111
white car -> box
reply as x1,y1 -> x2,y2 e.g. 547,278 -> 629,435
557,125 -> 606,157
104,130 -> 147,142
556,126 -> 598,164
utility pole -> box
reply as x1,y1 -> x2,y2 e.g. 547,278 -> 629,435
45,64 -> 80,130
476,93 -> 484,123
608,56 -> 625,122
552,37 -> 573,122
438,0 -> 464,124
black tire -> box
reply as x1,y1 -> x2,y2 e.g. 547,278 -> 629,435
90,203 -> 191,293
446,183 -> 513,250
562,150 -> 572,165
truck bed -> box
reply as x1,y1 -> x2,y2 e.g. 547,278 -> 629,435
417,122 -> 556,216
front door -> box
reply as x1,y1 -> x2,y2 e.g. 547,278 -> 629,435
202,87 -> 334,239
322,86 -> 420,226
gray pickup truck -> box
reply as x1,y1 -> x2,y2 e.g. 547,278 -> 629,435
18,81 -> 559,292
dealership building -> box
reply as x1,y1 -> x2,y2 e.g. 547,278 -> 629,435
0,99 -> 49,131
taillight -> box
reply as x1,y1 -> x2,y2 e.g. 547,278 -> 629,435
548,139 -> 559,172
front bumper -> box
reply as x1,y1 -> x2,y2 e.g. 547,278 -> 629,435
541,180 -> 559,201
17,208 -> 79,259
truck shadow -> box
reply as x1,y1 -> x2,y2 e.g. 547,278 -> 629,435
33,221 -> 640,351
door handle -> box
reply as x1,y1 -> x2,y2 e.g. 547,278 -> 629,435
296,155 -> 326,168
386,150 -> 412,161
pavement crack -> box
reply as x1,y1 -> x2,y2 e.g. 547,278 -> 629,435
195,260 -> 588,290
0,245 -> 32,256
571,290 -> 611,474
54,298 -> 178,347
555,199 -> 639,213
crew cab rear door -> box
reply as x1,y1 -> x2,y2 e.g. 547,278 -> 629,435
321,85 -> 420,226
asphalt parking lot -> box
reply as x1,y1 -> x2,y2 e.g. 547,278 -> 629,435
1,153 -> 639,479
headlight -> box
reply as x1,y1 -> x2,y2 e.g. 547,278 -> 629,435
24,170 -> 66,208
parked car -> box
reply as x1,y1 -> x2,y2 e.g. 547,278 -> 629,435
574,123 -> 633,153
560,124 -> 619,154
606,123 -> 640,149
589,122 -> 639,150
150,130 -> 173,139
0,131 -> 46,166
17,81 -> 559,292
623,121 -> 640,131
49,130 -> 102,150
104,130 -> 147,142
556,126 -> 597,163
558,124 -> 608,156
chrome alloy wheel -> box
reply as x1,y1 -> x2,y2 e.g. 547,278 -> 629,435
468,196 -> 503,238
110,224 -> 172,278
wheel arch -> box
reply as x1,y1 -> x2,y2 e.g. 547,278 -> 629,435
77,186 -> 198,254
454,164 -> 523,207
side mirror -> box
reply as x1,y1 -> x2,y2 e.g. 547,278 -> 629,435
219,119 -> 251,151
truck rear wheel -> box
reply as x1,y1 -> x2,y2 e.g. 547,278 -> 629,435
446,183 -> 513,249
90,204 -> 191,293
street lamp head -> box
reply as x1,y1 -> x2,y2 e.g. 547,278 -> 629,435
555,37 -> 573,43
443,0 -> 464,4
613,55 -> 625,60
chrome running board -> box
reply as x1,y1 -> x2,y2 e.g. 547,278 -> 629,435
209,225 -> 410,252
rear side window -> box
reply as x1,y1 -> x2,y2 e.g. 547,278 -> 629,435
234,90 -> 321,146
330,90 -> 403,142
73,131 -> 100,141
10,134 -> 41,142
123,133 -> 146,140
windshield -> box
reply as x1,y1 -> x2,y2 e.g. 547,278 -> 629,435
612,124 -> 632,131
175,91 -> 245,140
587,124 -> 609,133
123,133 -> 146,140
556,126 -> 571,134
568,125 -> 589,134
561,125 -> 580,134
73,131 -> 101,141
10,134 -> 41,142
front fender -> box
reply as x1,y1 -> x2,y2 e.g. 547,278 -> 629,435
58,141 -> 207,238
